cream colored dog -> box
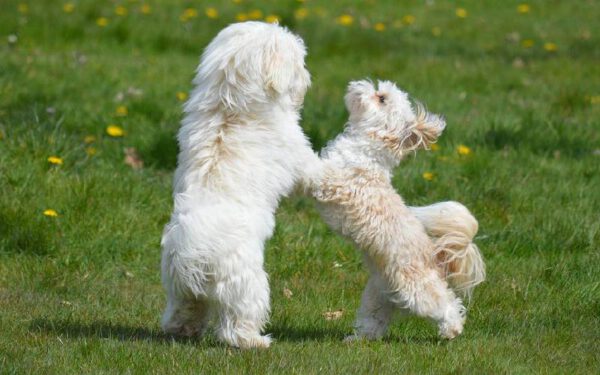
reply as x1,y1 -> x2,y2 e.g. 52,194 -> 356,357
313,80 -> 485,340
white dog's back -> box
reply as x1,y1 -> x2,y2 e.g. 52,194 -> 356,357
160,22 -> 319,348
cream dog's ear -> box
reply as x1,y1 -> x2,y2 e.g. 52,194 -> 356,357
403,102 -> 446,150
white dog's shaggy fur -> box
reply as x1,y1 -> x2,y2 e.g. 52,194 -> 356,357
160,22 -> 319,348
313,80 -> 485,340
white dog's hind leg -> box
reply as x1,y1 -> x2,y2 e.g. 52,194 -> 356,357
346,274 -> 395,341
161,295 -> 210,337
214,265 -> 272,349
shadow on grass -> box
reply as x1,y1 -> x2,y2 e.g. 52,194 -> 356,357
268,322 -> 346,342
30,318 -> 440,346
29,318 -> 348,345
268,322 -> 440,345
29,318 -> 213,346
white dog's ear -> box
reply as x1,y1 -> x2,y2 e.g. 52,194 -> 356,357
265,42 -> 291,94
264,36 -> 310,98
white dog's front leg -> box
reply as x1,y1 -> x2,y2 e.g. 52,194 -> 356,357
346,274 -> 395,341
295,149 -> 325,194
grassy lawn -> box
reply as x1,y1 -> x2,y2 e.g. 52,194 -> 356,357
1,0 -> 599,373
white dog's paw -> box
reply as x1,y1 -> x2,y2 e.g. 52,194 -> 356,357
218,330 -> 273,349
235,334 -> 273,349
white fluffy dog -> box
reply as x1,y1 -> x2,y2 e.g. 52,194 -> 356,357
160,22 -> 319,348
313,80 -> 485,340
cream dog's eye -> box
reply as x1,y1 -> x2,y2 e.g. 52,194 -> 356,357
378,94 -> 386,104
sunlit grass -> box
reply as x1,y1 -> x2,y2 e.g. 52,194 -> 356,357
1,0 -> 599,373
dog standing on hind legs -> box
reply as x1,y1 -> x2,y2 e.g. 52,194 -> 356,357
160,22 -> 319,349
312,80 -> 485,340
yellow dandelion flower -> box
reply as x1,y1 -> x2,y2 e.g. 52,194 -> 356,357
115,105 -> 128,116
48,156 -> 64,165
180,8 -> 198,22
115,5 -> 128,16
294,8 -> 308,20
63,3 -> 75,13
265,14 -> 280,24
521,39 -> 534,48
85,146 -> 97,156
590,95 -> 600,105
544,42 -> 557,52
455,8 -> 468,18
430,143 -> 440,151
18,3 -> 29,14
422,172 -> 435,181
176,92 -> 188,101
106,125 -> 124,137
185,8 -> 198,18
402,15 -> 415,25
43,209 -> 59,217
233,0 -> 242,3
84,135 -> 96,144
517,4 -> 531,14
248,9 -> 263,20
96,17 -> 109,27
205,7 -> 218,19
457,144 -> 472,155
236,13 -> 248,21
431,27 -> 442,37
140,4 -> 151,14
336,14 -> 354,26
373,22 -> 385,32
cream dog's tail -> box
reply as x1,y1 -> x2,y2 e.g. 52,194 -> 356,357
409,201 -> 486,299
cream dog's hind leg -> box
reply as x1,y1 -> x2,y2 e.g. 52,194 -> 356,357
345,273 -> 396,341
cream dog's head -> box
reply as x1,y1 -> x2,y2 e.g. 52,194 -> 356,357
187,21 -> 311,113
344,80 -> 445,160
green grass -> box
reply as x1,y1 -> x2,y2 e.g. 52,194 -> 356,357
1,0 -> 599,373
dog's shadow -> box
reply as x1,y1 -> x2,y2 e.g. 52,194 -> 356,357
29,318 -> 208,346
268,322 -> 346,342
29,318 -> 440,346
28,319 -> 349,346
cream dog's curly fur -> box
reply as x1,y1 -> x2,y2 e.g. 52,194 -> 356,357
313,80 -> 485,340
160,22 -> 319,349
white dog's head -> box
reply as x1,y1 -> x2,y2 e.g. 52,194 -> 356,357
188,22 -> 311,113
344,80 -> 445,160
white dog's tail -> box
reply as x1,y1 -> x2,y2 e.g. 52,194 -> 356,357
409,201 -> 486,299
